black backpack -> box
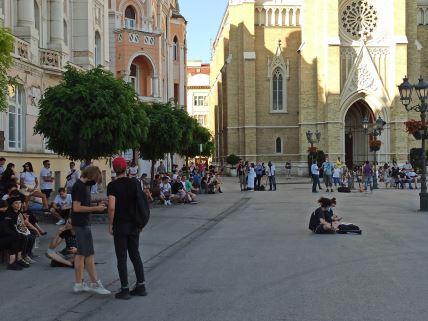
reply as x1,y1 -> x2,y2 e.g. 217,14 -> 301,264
308,211 -> 317,231
135,180 -> 150,229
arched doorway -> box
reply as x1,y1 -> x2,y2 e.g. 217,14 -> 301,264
128,55 -> 154,97
344,100 -> 376,168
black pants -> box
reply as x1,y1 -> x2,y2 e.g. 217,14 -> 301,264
113,223 -> 145,289
24,232 -> 36,256
0,234 -> 26,254
269,176 -> 277,190
256,175 -> 262,188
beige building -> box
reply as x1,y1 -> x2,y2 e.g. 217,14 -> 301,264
210,0 -> 428,175
187,60 -> 210,128
0,0 -> 110,187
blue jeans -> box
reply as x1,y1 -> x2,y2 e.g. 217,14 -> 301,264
333,177 -> 340,186
364,176 -> 373,191
312,174 -> 320,192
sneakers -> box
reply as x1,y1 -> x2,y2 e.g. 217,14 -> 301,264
73,282 -> 90,293
167,200 -> 172,206
23,256 -> 36,264
164,200 -> 168,206
88,280 -> 111,295
7,262 -> 23,271
17,259 -> 30,268
115,288 -> 131,300
130,284 -> 147,297
56,218 -> 66,225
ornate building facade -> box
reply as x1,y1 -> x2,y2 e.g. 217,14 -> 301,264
187,60 -> 210,128
108,0 -> 187,107
0,0 -> 110,184
210,0 -> 428,174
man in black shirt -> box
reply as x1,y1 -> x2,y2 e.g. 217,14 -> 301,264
108,157 -> 147,300
71,166 -> 110,295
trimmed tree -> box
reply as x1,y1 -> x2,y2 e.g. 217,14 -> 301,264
179,120 -> 214,163
34,65 -> 149,163
0,27 -> 14,112
139,102 -> 183,185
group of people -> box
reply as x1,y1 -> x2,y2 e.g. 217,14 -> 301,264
237,159 -> 277,191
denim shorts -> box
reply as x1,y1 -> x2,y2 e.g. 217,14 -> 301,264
73,226 -> 94,256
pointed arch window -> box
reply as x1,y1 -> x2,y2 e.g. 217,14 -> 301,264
125,6 -> 136,29
272,68 -> 284,111
173,36 -> 178,61
276,137 -> 282,154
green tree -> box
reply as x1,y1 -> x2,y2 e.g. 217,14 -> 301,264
34,65 -> 149,163
139,102 -> 182,184
0,27 -> 14,112
179,120 -> 214,163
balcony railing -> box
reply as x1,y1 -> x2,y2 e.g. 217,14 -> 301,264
12,37 -> 30,61
39,48 -> 63,69
138,96 -> 161,103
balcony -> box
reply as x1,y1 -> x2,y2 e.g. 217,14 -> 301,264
138,96 -> 161,103
12,37 -> 30,61
39,48 -> 63,70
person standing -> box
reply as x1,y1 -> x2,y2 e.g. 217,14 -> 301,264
65,162 -> 80,194
0,157 -> 6,178
108,157 -> 147,300
322,157 -> 334,192
255,162 -> 263,190
156,161 -> 166,175
247,163 -> 256,191
40,160 -> 54,199
237,159 -> 246,191
285,160 -> 292,179
71,166 -> 110,295
311,160 -> 320,193
266,161 -> 277,191
363,161 -> 373,192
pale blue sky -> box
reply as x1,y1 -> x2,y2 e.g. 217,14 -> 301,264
180,0 -> 228,62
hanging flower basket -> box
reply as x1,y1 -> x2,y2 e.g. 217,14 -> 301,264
369,140 -> 381,152
404,120 -> 428,140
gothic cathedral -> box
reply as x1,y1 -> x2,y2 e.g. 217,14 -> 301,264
210,0 -> 428,174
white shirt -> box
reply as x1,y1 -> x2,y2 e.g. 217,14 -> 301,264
40,167 -> 53,190
53,194 -> 72,209
266,165 -> 276,176
332,168 -> 341,178
129,166 -> 138,177
66,169 -> 80,189
160,183 -> 171,196
311,164 -> 319,175
20,171 -> 36,187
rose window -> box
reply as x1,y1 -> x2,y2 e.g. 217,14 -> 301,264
341,1 -> 378,40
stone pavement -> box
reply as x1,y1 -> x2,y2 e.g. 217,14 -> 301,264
1,177 -> 428,321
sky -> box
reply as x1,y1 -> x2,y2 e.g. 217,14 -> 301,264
180,0 -> 228,62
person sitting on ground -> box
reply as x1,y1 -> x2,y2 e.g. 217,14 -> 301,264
50,187 -> 72,225
309,197 -> 335,234
0,198 -> 27,270
46,218 -> 76,268
159,176 -> 172,206
325,198 -> 343,228
189,176 -> 200,194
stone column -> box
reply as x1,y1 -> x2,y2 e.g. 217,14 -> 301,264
17,0 -> 34,27
49,0 -> 65,50
152,75 -> 159,97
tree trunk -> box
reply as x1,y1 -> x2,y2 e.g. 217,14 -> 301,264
185,156 -> 189,167
170,153 -> 174,173
150,160 -> 155,188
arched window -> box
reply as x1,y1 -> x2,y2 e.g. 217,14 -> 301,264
125,6 -> 136,29
94,31 -> 101,66
63,20 -> 68,46
173,36 -> 178,61
272,68 -> 284,111
276,137 -> 282,154
129,63 -> 138,94
8,85 -> 24,150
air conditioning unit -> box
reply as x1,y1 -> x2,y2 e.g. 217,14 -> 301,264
125,18 -> 136,29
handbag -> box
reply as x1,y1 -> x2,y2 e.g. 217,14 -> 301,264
135,180 -> 150,229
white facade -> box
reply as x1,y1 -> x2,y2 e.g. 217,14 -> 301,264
187,60 -> 210,128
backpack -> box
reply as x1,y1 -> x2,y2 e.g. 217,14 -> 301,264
308,211 -> 318,231
338,186 -> 351,193
336,224 -> 362,235
135,180 -> 150,229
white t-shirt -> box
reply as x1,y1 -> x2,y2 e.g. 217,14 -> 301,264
129,166 -> 138,177
20,171 -> 36,187
66,169 -> 80,189
53,194 -> 72,209
333,168 -> 341,178
40,167 -> 53,190
160,182 -> 171,195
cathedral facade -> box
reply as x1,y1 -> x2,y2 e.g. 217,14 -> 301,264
210,0 -> 428,174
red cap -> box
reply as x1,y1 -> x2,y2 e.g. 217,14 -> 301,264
112,157 -> 127,172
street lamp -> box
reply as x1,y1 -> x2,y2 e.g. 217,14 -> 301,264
306,130 -> 321,176
362,115 -> 386,189
398,75 -> 428,211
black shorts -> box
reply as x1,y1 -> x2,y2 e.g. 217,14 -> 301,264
73,226 -> 95,256
41,189 -> 52,199
314,225 -> 332,234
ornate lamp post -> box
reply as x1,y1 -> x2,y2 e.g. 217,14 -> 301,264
398,76 -> 428,211
362,115 -> 386,189
306,130 -> 321,174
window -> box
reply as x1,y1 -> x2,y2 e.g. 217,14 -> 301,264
194,115 -> 207,126
8,85 -> 24,150
64,20 -> 68,46
272,68 -> 283,111
174,83 -> 179,104
129,64 -> 138,94
275,137 -> 282,154
125,6 -> 136,29
173,36 -> 178,61
193,95 -> 207,107
94,31 -> 101,66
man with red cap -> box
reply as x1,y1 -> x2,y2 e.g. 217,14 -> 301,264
107,157 -> 147,300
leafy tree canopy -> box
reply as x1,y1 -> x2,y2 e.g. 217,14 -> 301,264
0,27 -> 14,112
34,65 -> 149,161
179,119 -> 214,158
